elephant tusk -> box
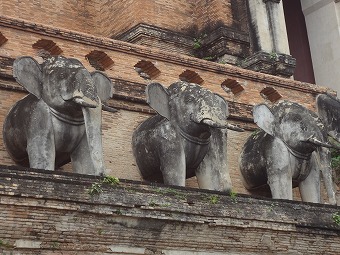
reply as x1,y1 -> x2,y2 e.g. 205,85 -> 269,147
201,118 -> 228,128
307,136 -> 334,149
102,103 -> 119,113
226,123 -> 244,132
73,97 -> 98,108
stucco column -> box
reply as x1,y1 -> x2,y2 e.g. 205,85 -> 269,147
244,0 -> 295,77
263,0 -> 290,54
301,0 -> 340,95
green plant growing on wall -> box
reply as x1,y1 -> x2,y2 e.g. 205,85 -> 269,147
202,55 -> 216,61
209,194 -> 219,204
192,33 -> 207,49
0,240 -> 12,248
153,187 -> 187,200
114,209 -> 123,215
269,52 -> 278,61
229,190 -> 238,203
88,182 -> 102,195
202,194 -> 219,204
149,200 -> 157,207
51,241 -> 60,250
88,175 -> 120,196
332,212 -> 340,226
102,175 -> 120,186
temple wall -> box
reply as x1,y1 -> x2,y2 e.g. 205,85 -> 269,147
0,4 -> 339,254
0,167 -> 339,254
0,15 -> 333,197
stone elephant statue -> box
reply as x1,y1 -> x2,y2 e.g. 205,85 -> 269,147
239,101 -> 337,204
132,81 -> 243,191
3,56 -> 113,175
316,93 -> 340,143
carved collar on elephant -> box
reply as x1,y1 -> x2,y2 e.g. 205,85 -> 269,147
282,140 -> 312,161
49,107 -> 85,126
178,127 -> 211,145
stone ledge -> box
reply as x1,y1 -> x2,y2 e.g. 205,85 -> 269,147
0,166 -> 340,254
242,51 -> 296,78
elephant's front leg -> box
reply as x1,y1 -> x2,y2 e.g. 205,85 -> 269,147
196,128 -> 231,192
71,105 -> 106,176
71,136 -> 97,175
299,153 -> 321,203
159,143 -> 186,186
27,101 -> 56,170
266,139 -> 293,200
300,148 -> 336,204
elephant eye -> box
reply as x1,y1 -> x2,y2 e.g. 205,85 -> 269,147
184,95 -> 195,103
58,71 -> 66,80
300,122 -> 307,131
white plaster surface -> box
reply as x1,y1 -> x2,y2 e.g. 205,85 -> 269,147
248,0 -> 289,54
248,0 -> 273,52
109,245 -> 145,253
15,240 -> 42,248
301,0 -> 340,95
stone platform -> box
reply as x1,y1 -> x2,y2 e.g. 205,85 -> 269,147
0,166 -> 339,254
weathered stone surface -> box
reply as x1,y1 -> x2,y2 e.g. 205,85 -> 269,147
0,166 -> 340,254
132,81 -> 234,191
242,51 -> 296,78
3,56 -> 112,175
239,101 -> 337,204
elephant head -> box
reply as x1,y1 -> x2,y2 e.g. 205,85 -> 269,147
4,56 -> 112,174
316,93 -> 340,143
147,81 -> 240,136
132,81 -> 238,191
13,56 -> 112,114
239,100 -> 336,204
254,101 -> 331,154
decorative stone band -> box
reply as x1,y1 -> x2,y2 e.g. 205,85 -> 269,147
115,23 -> 250,65
242,51 -> 296,78
49,107 -> 85,126
179,127 -> 211,146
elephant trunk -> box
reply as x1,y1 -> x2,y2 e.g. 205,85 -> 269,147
81,99 -> 106,175
71,69 -> 99,108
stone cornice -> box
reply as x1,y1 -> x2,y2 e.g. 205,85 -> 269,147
0,15 -> 333,95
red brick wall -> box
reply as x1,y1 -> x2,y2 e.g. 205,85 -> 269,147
0,0 -> 96,34
0,0 -> 248,38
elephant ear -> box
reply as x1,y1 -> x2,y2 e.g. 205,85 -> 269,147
253,104 -> 275,136
13,56 -> 43,99
146,83 -> 170,120
91,71 -> 113,102
214,93 -> 229,117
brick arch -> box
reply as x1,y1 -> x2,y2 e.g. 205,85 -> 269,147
221,79 -> 244,95
179,69 -> 204,84
85,50 -> 114,71
32,39 -> 63,56
134,60 -> 160,80
0,32 -> 8,46
260,87 -> 282,102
